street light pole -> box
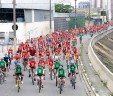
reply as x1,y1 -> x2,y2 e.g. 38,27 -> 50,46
88,1 -> 91,27
75,0 -> 77,29
13,0 -> 17,54
49,0 -> 52,34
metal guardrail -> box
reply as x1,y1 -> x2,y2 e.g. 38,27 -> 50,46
78,57 -> 99,96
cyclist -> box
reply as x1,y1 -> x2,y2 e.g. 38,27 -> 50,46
8,47 -> 13,55
46,49 -> 50,59
48,56 -> 54,74
8,47 -> 13,64
53,59 -> 61,77
57,65 -> 66,87
0,58 -> 6,81
65,51 -> 70,65
28,57 -> 36,77
35,65 -> 45,88
72,38 -> 77,47
29,47 -> 36,59
13,53 -> 21,61
79,34 -> 83,44
14,64 -> 24,86
68,60 -> 77,82
62,45 -> 67,60
74,52 -> 79,69
14,59 -> 22,67
3,54 -> 9,72
38,48 -> 43,56
22,50 -> 29,71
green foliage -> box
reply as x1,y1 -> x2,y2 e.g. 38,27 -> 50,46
101,80 -> 107,87
101,11 -> 106,16
55,4 -> 74,13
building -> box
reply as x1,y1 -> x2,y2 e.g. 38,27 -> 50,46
91,0 -> 111,21
111,0 -> 113,20
78,2 -> 90,9
0,0 -> 71,44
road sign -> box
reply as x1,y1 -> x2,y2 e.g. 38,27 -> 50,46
12,24 -> 18,30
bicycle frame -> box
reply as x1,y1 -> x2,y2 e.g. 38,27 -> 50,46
16,75 -> 21,92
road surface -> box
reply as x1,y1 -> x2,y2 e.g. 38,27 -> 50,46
0,34 -> 92,96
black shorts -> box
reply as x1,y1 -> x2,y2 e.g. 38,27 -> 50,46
23,58 -> 28,61
16,73 -> 22,76
70,70 -> 75,74
6,62 -> 9,67
39,54 -> 42,56
54,68 -> 58,70
37,74 -> 43,76
1,68 -> 6,72
58,76 -> 65,78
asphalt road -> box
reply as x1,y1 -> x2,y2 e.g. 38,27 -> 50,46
0,34 -> 92,96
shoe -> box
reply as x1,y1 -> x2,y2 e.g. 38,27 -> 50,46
42,85 -> 44,88
4,78 -> 6,81
29,74 -> 31,77
21,81 -> 23,84
34,78 -> 36,81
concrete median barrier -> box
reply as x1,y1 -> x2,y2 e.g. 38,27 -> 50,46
88,27 -> 113,93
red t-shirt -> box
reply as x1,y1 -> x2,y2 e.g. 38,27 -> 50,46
48,59 -> 54,67
18,46 -> 23,51
30,49 -> 36,56
74,53 -> 79,59
22,51 -> 27,57
23,53 -> 28,59
13,55 -> 21,60
38,49 -> 43,54
26,46 -> 30,52
73,47 -> 77,53
39,60 -> 46,67
63,46 -> 66,51
8,49 -> 13,54
29,60 -> 36,68
46,50 -> 50,56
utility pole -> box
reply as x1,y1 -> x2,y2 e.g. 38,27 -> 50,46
88,1 -> 91,27
49,0 -> 52,34
75,0 -> 77,29
13,0 -> 17,54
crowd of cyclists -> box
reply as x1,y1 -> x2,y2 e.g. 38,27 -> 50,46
0,22 -> 111,93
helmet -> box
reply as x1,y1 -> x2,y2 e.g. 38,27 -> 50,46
71,60 -> 74,64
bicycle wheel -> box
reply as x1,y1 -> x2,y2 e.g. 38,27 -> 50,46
17,80 -> 20,92
56,77 -> 57,86
38,80 -> 41,93
31,72 -> 34,85
50,69 -> 52,80
60,84 -> 63,94
72,76 -> 76,89
32,76 -> 34,85
0,76 -> 2,84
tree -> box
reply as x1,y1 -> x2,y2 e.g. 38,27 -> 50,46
55,4 -> 74,13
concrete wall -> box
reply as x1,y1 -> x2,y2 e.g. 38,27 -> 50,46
25,21 -> 54,39
0,23 -> 25,43
88,27 -> 113,92
0,21 -> 54,42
